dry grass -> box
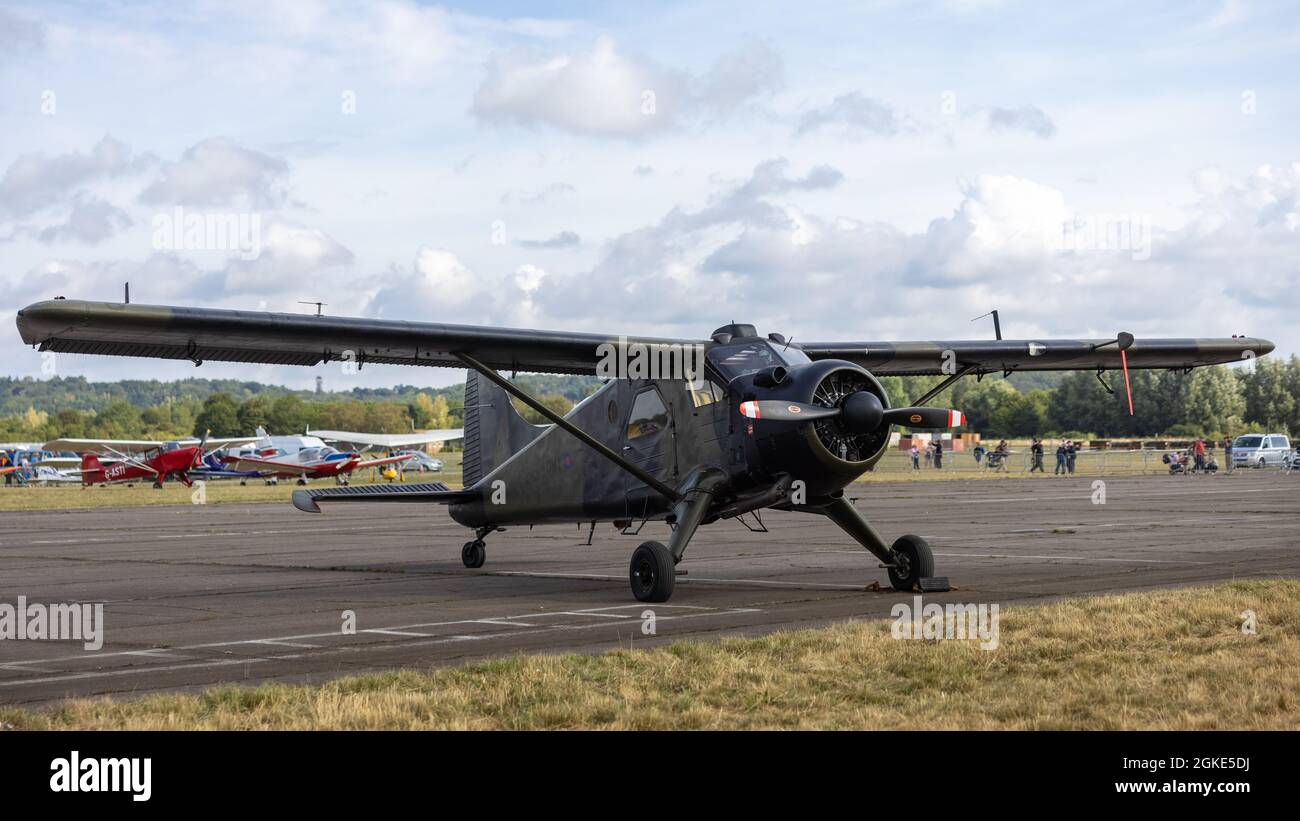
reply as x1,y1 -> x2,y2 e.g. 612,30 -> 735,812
3,580 -> 1296,730
0,454 -> 463,511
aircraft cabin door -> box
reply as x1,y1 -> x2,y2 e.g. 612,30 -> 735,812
622,386 -> 675,508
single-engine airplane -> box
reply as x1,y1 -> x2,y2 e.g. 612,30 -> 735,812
219,428 -> 422,485
16,299 -> 1273,601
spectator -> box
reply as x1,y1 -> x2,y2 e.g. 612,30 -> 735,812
1055,440 -> 1068,475
1066,440 -> 1078,474
910,444 -> 920,470
934,439 -> 944,469
1223,436 -> 1234,474
924,442 -> 933,467
1193,437 -> 1206,473
973,443 -> 985,465
1030,438 -> 1045,473
1,450 -> 10,486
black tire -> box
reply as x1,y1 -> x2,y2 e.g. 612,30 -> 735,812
888,534 -> 934,591
152,480 -> 164,490
296,478 -> 308,486
461,540 -> 486,568
629,540 -> 675,602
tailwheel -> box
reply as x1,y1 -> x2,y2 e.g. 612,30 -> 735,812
887,534 -> 934,591
629,540 -> 675,602
461,540 -> 486,568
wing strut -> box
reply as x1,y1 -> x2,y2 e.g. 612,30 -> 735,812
914,364 -> 978,406
454,352 -> 683,503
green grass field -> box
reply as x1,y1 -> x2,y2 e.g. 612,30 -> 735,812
4,580 -> 1295,730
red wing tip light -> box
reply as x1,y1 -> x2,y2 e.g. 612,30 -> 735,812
739,401 -> 761,419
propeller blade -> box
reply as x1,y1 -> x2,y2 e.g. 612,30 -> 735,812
193,428 -> 211,468
738,400 -> 840,422
881,407 -> 965,428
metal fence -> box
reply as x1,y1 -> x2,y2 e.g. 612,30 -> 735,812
873,447 -> 1251,477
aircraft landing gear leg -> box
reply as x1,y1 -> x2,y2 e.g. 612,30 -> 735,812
629,468 -> 725,603
821,496 -> 934,592
461,526 -> 493,569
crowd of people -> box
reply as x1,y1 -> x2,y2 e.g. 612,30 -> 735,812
903,434 -> 1299,476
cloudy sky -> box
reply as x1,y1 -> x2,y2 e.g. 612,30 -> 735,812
1,0 -> 1297,390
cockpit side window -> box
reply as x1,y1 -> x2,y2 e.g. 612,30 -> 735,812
627,389 -> 669,441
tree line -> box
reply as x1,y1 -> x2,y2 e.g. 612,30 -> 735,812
1,358 -> 1296,444
879,356 -> 1300,439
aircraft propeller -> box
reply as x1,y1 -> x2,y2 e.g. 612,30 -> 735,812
739,393 -> 964,431
192,428 -> 210,469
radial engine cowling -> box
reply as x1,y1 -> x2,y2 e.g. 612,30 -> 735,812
737,360 -> 893,497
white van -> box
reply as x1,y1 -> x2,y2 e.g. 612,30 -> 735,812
1231,433 -> 1292,468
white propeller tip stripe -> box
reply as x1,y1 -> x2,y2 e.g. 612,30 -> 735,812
949,410 -> 964,427
739,401 -> 761,419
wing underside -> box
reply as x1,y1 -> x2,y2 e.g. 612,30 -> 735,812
17,300 -> 680,376
799,338 -> 1272,375
16,299 -> 1273,377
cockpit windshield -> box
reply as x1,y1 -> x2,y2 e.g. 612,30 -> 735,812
706,340 -> 809,379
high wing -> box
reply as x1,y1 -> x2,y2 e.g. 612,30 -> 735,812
43,436 -> 258,455
43,438 -> 168,455
800,338 -> 1273,375
17,299 -> 1272,377
312,429 -> 464,449
16,300 -> 683,375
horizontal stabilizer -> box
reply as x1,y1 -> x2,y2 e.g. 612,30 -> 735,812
291,482 -> 477,513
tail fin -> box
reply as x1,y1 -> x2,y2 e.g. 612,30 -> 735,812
80,452 -> 105,484
461,370 -> 546,488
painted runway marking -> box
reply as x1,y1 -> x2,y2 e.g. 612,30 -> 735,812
364,629 -> 435,637
932,552 -> 1210,565
0,604 -> 760,672
486,569 -> 869,590
0,606 -> 761,689
0,657 -> 281,689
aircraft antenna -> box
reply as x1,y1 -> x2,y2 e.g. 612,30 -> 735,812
298,301 -> 327,316
970,309 -> 1001,340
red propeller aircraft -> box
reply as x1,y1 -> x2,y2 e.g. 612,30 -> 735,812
45,433 -> 258,488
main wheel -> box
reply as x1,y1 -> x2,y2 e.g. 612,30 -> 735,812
461,540 -> 486,568
629,540 -> 675,602
888,534 -> 934,592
